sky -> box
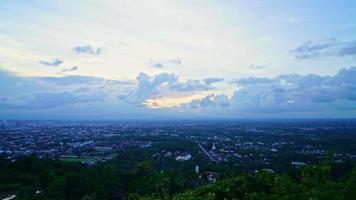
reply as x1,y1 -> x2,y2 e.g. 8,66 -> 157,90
1,0 -> 356,119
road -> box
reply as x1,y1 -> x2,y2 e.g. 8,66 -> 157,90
198,144 -> 217,162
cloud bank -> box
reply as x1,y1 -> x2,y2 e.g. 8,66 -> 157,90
290,39 -> 356,59
1,67 -> 356,119
184,67 -> 356,117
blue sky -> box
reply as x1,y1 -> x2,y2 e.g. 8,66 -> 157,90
0,0 -> 356,119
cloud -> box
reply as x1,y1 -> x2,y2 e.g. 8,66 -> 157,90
0,69 -> 221,118
62,66 -> 78,72
290,39 -> 356,59
40,75 -> 104,86
233,67 -> 356,111
132,72 -> 178,102
147,57 -> 182,68
120,72 -> 222,104
0,70 -> 130,110
185,67 -> 356,116
0,92 -> 104,109
233,77 -> 276,85
249,64 -> 267,70
39,58 -> 63,66
73,45 -> 102,55
204,77 -> 224,85
189,94 -> 230,109
170,80 -> 211,92
2,67 -> 356,119
213,94 -> 230,107
151,63 -> 164,68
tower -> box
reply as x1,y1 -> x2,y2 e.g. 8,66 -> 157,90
212,142 -> 216,151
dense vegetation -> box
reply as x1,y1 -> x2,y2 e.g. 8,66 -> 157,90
0,155 -> 355,200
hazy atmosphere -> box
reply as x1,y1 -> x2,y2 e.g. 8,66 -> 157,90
1,0 -> 356,119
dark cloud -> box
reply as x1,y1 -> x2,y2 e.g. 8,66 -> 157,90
62,66 -> 78,72
231,67 -> 356,112
186,67 -> 356,115
73,45 -> 102,55
290,39 -> 356,59
39,58 -> 63,66
0,71 -> 130,110
2,67 -> 356,118
0,69 -> 225,118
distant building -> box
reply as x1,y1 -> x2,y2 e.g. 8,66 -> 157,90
164,151 -> 172,157
176,153 -> 192,161
291,161 -> 306,167
195,165 -> 200,174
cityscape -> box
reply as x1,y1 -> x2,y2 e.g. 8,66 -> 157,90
2,120 -> 356,170
1,120 -> 356,199
1,0 -> 356,199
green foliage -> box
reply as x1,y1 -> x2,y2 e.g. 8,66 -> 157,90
169,166 -> 355,200
0,156 -> 355,200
